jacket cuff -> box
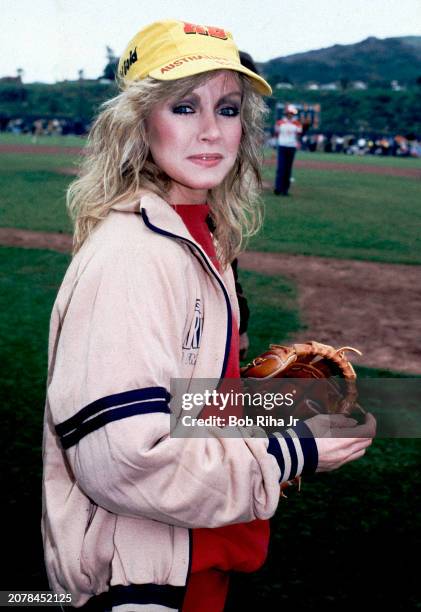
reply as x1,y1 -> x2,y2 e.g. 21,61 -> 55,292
267,421 -> 318,482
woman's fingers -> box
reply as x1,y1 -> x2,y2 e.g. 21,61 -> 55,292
306,412 -> 377,472
325,414 -> 358,427
327,412 -> 377,439
305,412 -> 376,437
362,412 -> 377,436
315,434 -> 374,472
343,437 -> 373,457
343,447 -> 369,464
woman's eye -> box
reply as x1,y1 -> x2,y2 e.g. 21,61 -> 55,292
172,105 -> 194,114
219,106 -> 240,117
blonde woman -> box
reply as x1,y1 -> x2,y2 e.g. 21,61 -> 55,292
42,20 -> 375,611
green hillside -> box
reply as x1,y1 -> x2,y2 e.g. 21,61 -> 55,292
0,80 -> 116,122
260,36 -> 421,86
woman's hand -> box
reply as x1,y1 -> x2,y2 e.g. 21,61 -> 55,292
304,413 -> 377,473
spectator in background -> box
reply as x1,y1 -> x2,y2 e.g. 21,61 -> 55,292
274,104 -> 302,196
409,138 -> 421,157
31,119 -> 44,143
335,135 -> 344,153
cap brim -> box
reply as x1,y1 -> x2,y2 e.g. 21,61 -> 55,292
149,57 -> 272,96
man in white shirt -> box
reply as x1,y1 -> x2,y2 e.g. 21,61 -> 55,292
274,105 -> 302,196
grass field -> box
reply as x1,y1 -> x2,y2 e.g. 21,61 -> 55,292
256,169 -> 421,264
1,143 -> 420,264
0,248 -> 71,591
0,132 -> 86,147
1,138 -> 420,609
260,149 -> 421,264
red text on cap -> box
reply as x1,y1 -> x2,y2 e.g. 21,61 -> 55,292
183,22 -> 228,40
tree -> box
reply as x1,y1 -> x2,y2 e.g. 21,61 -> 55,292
102,46 -> 118,81
339,77 -> 350,91
15,68 -> 25,100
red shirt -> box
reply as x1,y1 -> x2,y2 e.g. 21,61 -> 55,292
171,204 -> 270,611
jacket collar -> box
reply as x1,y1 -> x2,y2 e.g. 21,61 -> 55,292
111,191 -> 226,279
111,191 -> 235,379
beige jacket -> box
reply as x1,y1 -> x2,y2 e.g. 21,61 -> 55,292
42,191 -> 318,609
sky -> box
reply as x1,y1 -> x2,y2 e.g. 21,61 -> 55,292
3,0 -> 421,83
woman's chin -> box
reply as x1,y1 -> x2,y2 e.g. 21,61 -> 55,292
181,175 -> 229,192
168,170 -> 232,200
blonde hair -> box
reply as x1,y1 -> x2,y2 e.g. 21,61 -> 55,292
67,70 -> 268,267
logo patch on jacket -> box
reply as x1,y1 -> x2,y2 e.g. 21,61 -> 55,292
183,299 -> 203,364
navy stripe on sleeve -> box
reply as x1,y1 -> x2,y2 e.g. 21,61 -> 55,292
267,434 -> 285,480
290,420 -> 319,476
267,420 -> 319,482
283,430 -> 298,477
56,387 -> 170,436
55,387 -> 171,450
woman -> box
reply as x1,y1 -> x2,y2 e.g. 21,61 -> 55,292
42,19 -> 375,611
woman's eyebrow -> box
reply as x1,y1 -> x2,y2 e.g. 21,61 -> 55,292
218,92 -> 242,104
175,91 -> 242,104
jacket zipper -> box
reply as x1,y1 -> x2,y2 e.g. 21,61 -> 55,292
141,208 -> 232,379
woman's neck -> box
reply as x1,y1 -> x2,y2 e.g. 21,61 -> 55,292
168,182 -> 208,205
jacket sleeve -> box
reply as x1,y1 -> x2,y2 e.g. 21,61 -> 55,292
48,242 -> 317,529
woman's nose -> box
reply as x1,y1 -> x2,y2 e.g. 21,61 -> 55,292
198,109 -> 221,142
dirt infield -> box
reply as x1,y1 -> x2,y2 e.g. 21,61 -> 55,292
239,251 -> 421,374
56,167 -> 79,175
1,227 -> 420,374
263,157 -> 421,178
0,144 -> 84,156
0,227 -> 72,253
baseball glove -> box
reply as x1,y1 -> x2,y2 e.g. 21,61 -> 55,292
240,340 -> 364,496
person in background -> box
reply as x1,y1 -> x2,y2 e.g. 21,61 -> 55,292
274,104 -> 302,196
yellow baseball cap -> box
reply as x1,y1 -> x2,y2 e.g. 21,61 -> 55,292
118,19 -> 272,96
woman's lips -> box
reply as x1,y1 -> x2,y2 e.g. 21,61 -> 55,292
188,154 -> 223,167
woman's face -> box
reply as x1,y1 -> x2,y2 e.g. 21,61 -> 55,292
146,71 -> 243,204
